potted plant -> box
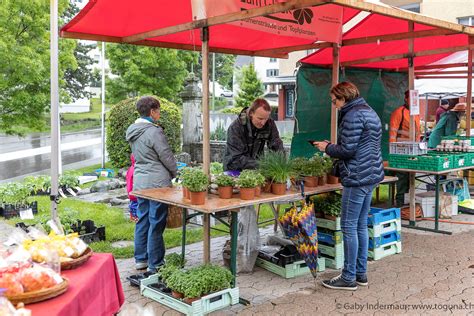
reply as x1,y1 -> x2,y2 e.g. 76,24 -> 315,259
258,152 -> 294,195
320,155 -> 333,185
301,157 -> 323,187
179,167 -> 193,199
165,269 -> 186,299
182,168 -> 209,205
254,172 -> 265,197
215,174 -> 234,199
183,265 -> 233,304
323,193 -> 342,220
236,170 -> 257,200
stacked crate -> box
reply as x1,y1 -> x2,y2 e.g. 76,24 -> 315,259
368,207 -> 402,260
316,217 -> 344,269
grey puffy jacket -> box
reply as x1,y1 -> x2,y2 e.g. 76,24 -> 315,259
125,118 -> 177,190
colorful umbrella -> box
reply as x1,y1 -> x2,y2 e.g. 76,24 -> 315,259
279,203 -> 319,278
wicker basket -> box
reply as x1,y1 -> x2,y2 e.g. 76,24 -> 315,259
166,205 -> 183,229
7,277 -> 69,305
61,247 -> 93,270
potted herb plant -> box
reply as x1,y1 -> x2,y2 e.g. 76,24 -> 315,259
179,167 -> 193,199
183,265 -> 233,304
323,193 -> 342,220
254,172 -> 265,197
325,157 -> 339,185
236,170 -> 257,200
258,152 -> 294,195
182,168 -> 209,205
215,174 -> 234,199
319,155 -> 333,185
301,157 -> 323,187
165,269 -> 186,299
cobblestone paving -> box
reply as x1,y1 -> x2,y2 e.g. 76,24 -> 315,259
117,225 -> 474,316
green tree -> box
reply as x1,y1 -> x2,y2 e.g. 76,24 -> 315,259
0,0 -> 76,134
235,64 -> 264,108
106,45 -> 197,104
62,2 -> 94,100
192,53 -> 236,90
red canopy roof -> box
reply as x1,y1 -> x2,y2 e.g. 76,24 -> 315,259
301,11 -> 470,70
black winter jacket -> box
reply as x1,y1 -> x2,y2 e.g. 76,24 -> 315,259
325,97 -> 384,187
223,108 -> 284,171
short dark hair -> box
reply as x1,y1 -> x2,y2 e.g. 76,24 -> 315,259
330,82 -> 360,102
136,96 -> 160,116
249,98 -> 271,114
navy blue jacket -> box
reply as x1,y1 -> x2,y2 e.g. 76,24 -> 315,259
325,97 -> 384,187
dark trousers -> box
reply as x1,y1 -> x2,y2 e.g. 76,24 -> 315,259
395,172 -> 409,207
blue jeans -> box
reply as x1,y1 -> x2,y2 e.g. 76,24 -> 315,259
135,198 -> 168,271
340,184 -> 376,282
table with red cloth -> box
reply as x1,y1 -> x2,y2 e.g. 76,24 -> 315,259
27,253 -> 124,316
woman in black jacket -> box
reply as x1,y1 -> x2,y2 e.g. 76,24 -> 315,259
314,82 -> 384,291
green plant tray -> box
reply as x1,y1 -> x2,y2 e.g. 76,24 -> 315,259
140,275 -> 239,316
316,217 -> 341,231
368,219 -> 401,238
389,154 -> 452,171
368,241 -> 402,261
319,243 -> 344,270
255,257 -> 325,279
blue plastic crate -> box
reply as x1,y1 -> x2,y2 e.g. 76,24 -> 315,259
369,231 -> 401,249
318,231 -> 343,245
368,207 -> 401,226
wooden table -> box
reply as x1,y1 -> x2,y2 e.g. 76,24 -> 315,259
385,166 -> 473,235
133,176 -> 397,287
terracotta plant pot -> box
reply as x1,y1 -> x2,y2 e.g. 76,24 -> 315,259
171,290 -> 184,299
327,174 -> 339,184
318,175 -> 327,186
271,182 -> 286,195
255,186 -> 262,197
183,296 -> 200,304
324,214 -> 338,221
189,191 -> 206,205
218,186 -> 233,199
182,187 -> 189,199
263,180 -> 272,193
304,176 -> 318,187
240,187 -> 255,200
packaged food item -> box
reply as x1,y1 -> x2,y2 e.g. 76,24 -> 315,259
19,266 -> 61,292
0,289 -> 16,316
0,274 -> 24,296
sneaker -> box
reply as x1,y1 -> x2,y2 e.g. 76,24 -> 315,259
135,262 -> 148,270
356,275 -> 368,286
322,274 -> 358,291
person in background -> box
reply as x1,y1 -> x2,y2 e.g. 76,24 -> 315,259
436,99 -> 450,123
126,96 -> 177,273
389,90 -> 421,207
223,98 -> 284,171
428,103 -> 466,148
313,82 -> 384,291
126,154 -> 138,222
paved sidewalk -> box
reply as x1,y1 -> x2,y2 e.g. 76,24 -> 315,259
117,225 -> 474,315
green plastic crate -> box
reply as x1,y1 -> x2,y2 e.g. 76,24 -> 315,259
368,218 -> 401,238
140,275 -> 239,316
368,241 -> 402,261
255,257 -> 325,279
319,243 -> 344,270
389,154 -> 452,171
428,152 -> 467,169
316,217 -> 341,230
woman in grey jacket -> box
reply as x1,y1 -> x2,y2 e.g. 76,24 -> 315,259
126,96 -> 177,273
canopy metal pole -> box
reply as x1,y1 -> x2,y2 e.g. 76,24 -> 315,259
467,38 -> 473,137
408,21 -> 416,225
101,41 -> 106,168
201,27 -> 211,264
331,43 -> 340,143
212,52 -> 216,112
50,0 -> 61,228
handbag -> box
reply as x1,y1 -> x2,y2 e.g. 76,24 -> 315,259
331,159 -> 341,177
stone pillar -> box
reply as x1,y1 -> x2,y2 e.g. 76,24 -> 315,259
180,73 -> 203,155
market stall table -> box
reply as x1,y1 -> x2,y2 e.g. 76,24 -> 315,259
133,175 -> 397,286
385,166 -> 474,235
27,253 -> 125,316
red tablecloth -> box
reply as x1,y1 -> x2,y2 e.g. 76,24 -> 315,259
28,253 -> 124,316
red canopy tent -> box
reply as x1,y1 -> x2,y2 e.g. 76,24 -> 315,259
59,0 -> 474,245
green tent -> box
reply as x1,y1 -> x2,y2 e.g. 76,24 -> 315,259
291,65 -> 408,160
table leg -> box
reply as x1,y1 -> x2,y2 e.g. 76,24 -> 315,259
375,186 -> 380,203
269,203 -> 284,234
181,208 -> 187,267
409,173 -> 416,226
435,174 -> 440,231
203,213 -> 211,263
230,211 -> 238,288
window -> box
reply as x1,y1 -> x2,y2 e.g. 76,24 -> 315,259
269,58 -> 277,63
266,69 -> 279,77
399,3 -> 420,13
458,16 -> 474,26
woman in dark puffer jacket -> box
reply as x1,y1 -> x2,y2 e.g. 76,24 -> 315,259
313,82 -> 384,291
